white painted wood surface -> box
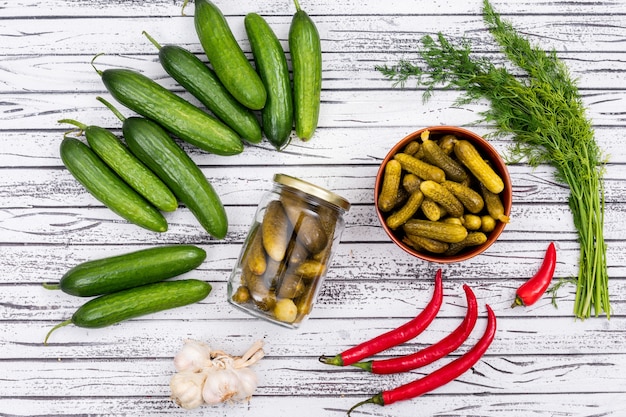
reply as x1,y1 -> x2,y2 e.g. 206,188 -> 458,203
1,0 -> 625,416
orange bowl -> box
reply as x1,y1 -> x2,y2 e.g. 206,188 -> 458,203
374,126 -> 512,263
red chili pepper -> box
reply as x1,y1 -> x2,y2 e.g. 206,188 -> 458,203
319,269 -> 444,367
350,284 -> 478,374
347,304 -> 497,415
512,242 -> 557,308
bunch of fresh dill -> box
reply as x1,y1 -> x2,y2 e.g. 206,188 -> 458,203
377,0 -> 609,319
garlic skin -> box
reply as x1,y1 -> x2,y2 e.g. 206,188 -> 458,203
170,339 -> 265,409
170,370 -> 208,409
173,339 -> 212,372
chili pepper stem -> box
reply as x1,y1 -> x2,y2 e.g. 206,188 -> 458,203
349,361 -> 373,372
318,354 -> 343,366
347,393 -> 384,416
511,296 -> 524,308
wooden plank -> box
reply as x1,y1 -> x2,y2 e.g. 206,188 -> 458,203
3,316 -> 626,359
4,273 -> 626,324
0,394 -> 624,417
1,14 -> 625,56
1,202 -> 625,244
2,89 -> 625,132
2,354 -> 626,397
2,164 -> 625,208
0,240 -> 626,286
2,239 -> 625,286
2,51 -> 624,93
2,0 -> 625,17
2,127 -> 624,167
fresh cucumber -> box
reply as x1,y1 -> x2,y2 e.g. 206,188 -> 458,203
98,97 -> 229,239
245,13 -> 294,150
95,65 -> 243,156
44,279 -> 212,344
59,136 -> 168,233
289,0 -> 322,141
44,245 -> 206,297
142,32 -> 262,144
125,117 -> 228,239
60,118 -> 178,212
193,0 -> 267,110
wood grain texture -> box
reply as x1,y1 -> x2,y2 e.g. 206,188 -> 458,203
1,0 -> 625,416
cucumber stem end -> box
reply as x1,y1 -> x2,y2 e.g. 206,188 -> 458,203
96,96 -> 126,122
58,119 -> 88,131
181,0 -> 190,16
42,283 -> 61,291
44,319 -> 73,345
90,53 -> 105,76
142,31 -> 162,50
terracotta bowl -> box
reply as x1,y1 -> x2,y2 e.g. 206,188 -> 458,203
374,126 -> 512,263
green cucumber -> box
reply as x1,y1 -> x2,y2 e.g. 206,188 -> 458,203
245,13 -> 294,150
60,118 -> 178,212
142,32 -> 262,144
289,0 -> 322,141
44,279 -> 212,344
95,64 -> 243,156
59,136 -> 168,233
99,97 -> 229,239
125,118 -> 228,239
44,245 -> 206,297
193,0 -> 267,110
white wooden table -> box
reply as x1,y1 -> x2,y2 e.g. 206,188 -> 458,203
2,1 -> 625,416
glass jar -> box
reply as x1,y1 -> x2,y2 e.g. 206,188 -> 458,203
228,173 -> 351,328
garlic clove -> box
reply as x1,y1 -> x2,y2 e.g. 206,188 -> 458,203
173,339 -> 212,372
170,370 -> 208,409
202,368 -> 242,405
232,367 -> 258,401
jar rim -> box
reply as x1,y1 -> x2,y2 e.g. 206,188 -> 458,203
273,174 -> 351,212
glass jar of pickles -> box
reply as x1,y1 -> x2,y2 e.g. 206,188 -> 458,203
227,174 -> 350,328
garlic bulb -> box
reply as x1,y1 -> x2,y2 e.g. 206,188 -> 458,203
170,370 -> 208,409
170,339 -> 264,409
